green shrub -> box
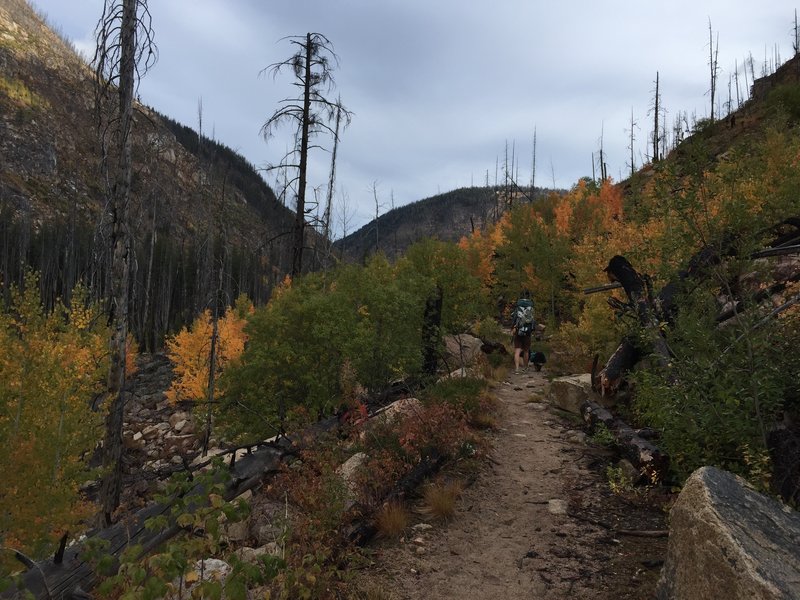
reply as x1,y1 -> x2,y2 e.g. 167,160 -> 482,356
632,281 -> 797,488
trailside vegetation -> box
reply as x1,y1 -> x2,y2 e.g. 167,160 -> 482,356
0,273 -> 108,561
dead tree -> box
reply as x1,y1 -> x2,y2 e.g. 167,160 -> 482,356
592,218 -> 800,395
708,19 -> 720,123
261,33 -> 352,277
93,0 -> 156,524
650,72 -> 661,162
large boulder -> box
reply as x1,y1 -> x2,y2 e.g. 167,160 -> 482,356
548,373 -> 593,415
443,334 -> 484,369
657,466 -> 800,599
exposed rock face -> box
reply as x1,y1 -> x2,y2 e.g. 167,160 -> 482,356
657,466 -> 800,600
548,373 -> 593,415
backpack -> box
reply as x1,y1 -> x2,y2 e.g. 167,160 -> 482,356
514,298 -> 534,335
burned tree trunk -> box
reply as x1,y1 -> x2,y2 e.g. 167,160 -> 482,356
421,285 -> 443,376
594,256 -> 670,395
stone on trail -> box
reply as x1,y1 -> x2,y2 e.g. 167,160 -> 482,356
548,373 -> 593,415
657,466 -> 800,600
547,499 -> 569,515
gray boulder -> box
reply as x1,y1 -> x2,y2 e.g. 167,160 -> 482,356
548,373 -> 593,415
658,466 -> 800,599
443,334 -> 483,369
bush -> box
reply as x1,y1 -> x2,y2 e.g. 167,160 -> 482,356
632,282 -> 797,488
220,258 -> 426,441
421,376 -> 488,415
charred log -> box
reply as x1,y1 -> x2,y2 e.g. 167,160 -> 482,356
581,397 -> 669,481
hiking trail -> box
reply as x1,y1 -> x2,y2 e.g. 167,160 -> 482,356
361,367 -> 668,599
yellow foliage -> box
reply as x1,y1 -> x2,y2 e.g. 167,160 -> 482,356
165,300 -> 250,404
0,275 -> 106,559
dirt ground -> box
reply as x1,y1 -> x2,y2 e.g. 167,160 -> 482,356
360,367 -> 670,600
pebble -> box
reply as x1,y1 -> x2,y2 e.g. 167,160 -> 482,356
547,499 -> 569,515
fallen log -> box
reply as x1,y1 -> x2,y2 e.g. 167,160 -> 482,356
3,444 -> 287,600
581,397 -> 669,481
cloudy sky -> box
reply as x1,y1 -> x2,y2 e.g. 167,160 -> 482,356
30,0 -> 795,235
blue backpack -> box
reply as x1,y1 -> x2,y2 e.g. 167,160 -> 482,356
514,298 -> 534,335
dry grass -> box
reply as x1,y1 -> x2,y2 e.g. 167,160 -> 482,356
353,582 -> 396,600
375,501 -> 409,538
468,411 -> 498,430
420,480 -> 463,521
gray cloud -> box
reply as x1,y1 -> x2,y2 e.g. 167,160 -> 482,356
30,0 -> 795,235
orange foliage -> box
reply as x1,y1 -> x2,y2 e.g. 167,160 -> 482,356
165,300 -> 251,404
459,230 -> 496,288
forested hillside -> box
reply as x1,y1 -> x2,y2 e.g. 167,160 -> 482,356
335,185 -> 557,262
0,0 -> 300,349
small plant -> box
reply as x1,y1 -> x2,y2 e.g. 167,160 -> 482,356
606,465 -> 635,495
590,422 -> 616,447
420,480 -> 463,521
375,502 -> 409,538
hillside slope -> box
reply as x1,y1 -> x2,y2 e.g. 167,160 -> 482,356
336,185 -> 557,262
0,0 -> 298,344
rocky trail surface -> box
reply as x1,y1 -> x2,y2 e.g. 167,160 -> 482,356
362,367 -> 669,599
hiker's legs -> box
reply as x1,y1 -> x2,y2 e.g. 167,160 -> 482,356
512,335 -> 523,372
522,335 -> 532,369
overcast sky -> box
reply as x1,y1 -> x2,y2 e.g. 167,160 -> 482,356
30,0 -> 796,235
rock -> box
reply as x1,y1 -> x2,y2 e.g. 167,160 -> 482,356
547,499 -> 568,515
525,402 -> 548,411
169,412 -> 190,429
234,545 -> 279,564
174,559 -> 230,597
373,398 -> 422,427
617,458 -> 641,484
657,466 -> 800,600
336,452 -> 367,508
141,424 -> 161,441
443,333 -> 484,368
548,374 -> 593,415
173,419 -> 187,432
223,520 -> 250,543
443,367 -> 469,379
412,523 -> 433,532
564,430 -> 588,444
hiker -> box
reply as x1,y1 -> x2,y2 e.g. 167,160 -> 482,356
511,290 -> 534,374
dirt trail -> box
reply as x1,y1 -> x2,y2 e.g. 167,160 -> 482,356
365,368 -> 668,599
